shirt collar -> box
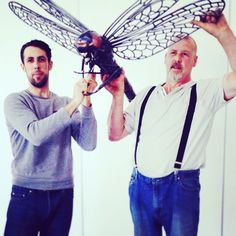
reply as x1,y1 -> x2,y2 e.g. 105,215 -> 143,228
157,80 -> 196,97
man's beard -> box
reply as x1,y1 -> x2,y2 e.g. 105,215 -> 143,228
30,75 -> 48,88
167,62 -> 184,82
167,71 -> 183,83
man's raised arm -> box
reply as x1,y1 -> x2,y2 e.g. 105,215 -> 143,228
102,71 -> 129,141
193,13 -> 236,100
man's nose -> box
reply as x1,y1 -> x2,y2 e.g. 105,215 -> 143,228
174,53 -> 181,62
33,61 -> 40,68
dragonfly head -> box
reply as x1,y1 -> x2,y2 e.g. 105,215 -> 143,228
75,31 -> 102,54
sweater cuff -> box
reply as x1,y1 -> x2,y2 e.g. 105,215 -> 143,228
81,105 -> 95,118
60,107 -> 74,124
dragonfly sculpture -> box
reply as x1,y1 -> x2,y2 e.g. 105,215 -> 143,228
8,0 -> 225,101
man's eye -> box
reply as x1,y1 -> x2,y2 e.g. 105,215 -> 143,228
183,52 -> 190,57
27,58 -> 34,63
38,57 -> 46,62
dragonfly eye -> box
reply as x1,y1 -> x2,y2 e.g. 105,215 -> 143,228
75,42 -> 95,53
75,41 -> 89,48
75,31 -> 95,53
78,31 -> 93,44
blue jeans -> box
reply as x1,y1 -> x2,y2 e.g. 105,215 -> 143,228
4,185 -> 74,236
129,169 -> 200,236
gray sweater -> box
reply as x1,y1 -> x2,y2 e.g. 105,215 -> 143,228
4,90 -> 97,190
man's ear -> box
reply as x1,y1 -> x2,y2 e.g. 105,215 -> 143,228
193,55 -> 198,67
49,61 -> 53,71
164,52 -> 167,65
20,63 -> 25,72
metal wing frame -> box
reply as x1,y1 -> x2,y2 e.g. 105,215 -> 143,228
33,0 -> 89,33
9,0 -> 226,61
8,1 -> 89,54
103,0 -> 225,60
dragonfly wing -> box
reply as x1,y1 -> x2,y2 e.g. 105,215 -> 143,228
33,0 -> 89,33
104,0 -> 179,39
108,0 -> 225,60
113,24 -> 198,60
9,1 -> 80,54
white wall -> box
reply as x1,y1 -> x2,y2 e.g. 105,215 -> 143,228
0,0 -> 235,235
223,1 -> 236,235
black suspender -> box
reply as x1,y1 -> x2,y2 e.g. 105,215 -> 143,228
174,84 -> 197,169
134,86 -> 156,167
134,84 -> 197,170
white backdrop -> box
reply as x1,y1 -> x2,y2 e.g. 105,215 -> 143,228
0,0 -> 235,235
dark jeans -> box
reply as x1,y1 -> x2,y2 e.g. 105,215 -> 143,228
129,169 -> 200,236
4,185 -> 74,236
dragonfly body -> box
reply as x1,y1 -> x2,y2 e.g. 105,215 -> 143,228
75,31 -> 116,75
75,30 -> 136,101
